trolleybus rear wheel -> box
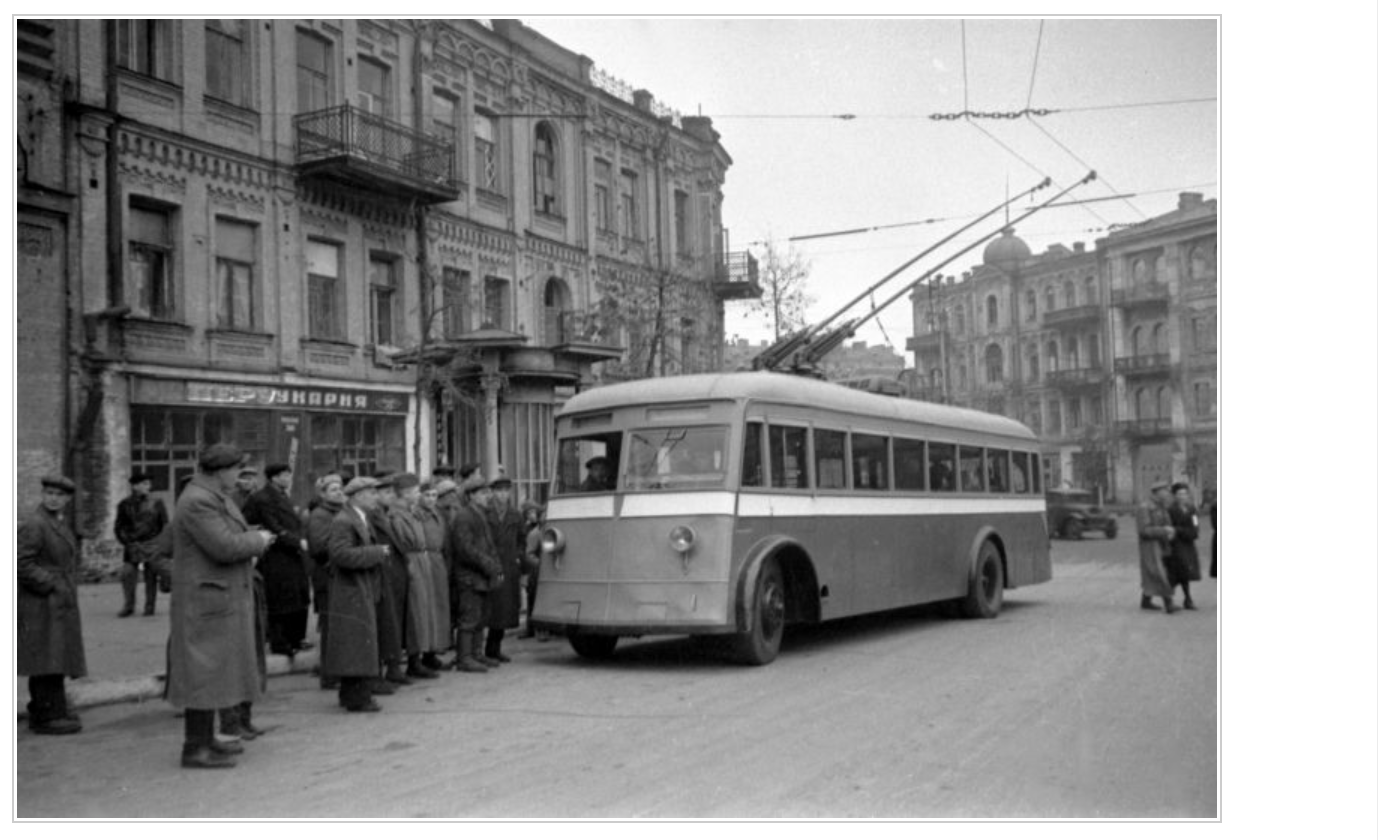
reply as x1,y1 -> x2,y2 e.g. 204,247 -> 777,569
568,632 -> 618,660
961,541 -> 1005,619
732,557 -> 786,665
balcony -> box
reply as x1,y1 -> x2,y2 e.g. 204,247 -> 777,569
1045,366 -> 1106,388
548,309 -> 624,362
1042,304 -> 1101,328
1111,282 -> 1170,309
712,251 -> 762,300
906,332 -> 943,353
1114,353 -> 1172,377
294,105 -> 461,204
1116,418 -> 1174,439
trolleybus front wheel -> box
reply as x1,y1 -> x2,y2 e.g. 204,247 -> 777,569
732,557 -> 786,665
568,632 -> 618,660
961,541 -> 1005,619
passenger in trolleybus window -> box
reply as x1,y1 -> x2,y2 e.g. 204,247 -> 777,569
580,456 -> 613,492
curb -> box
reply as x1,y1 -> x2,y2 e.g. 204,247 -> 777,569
21,649 -> 322,721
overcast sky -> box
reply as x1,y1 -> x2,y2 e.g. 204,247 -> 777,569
525,16 -> 1218,353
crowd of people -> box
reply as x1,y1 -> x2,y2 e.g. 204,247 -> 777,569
17,444 -> 546,770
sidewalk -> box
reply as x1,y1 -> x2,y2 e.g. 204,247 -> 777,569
17,581 -> 323,718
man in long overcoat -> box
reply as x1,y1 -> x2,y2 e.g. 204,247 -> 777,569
243,463 -> 312,655
322,477 -> 393,712
1135,481 -> 1178,614
446,472 -> 504,672
18,474 -> 87,735
483,476 -> 525,663
306,473 -> 345,689
1167,481 -> 1201,610
167,444 -> 275,768
368,473 -> 409,687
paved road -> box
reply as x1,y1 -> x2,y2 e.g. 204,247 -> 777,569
17,519 -> 1216,818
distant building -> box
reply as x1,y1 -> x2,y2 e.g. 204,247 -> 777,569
14,18 -> 758,565
721,337 -> 906,384
907,193 -> 1216,502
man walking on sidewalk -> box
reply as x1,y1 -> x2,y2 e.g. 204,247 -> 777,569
114,472 -> 169,617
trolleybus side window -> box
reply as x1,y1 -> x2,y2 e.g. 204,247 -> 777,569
1012,450 -> 1031,493
894,436 -> 926,491
555,432 -> 621,495
814,428 -> 847,490
768,424 -> 809,489
742,421 -> 765,488
928,442 -> 956,491
1032,455 -> 1043,493
851,432 -> 889,491
625,426 -> 728,490
987,448 -> 1011,493
959,446 -> 986,492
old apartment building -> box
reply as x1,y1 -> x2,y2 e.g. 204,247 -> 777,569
15,18 -> 759,560
907,194 -> 1217,502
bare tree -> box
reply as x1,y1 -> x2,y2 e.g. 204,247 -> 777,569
749,239 -> 815,341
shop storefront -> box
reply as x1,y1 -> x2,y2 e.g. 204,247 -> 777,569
129,376 -> 412,505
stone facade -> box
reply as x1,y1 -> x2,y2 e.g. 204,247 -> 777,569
15,18 -> 749,569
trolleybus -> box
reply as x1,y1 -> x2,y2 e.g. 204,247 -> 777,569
530,371 -> 1050,665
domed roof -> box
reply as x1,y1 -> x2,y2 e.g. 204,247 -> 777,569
982,227 -> 1031,272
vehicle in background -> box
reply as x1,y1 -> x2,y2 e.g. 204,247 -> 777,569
1045,487 -> 1118,540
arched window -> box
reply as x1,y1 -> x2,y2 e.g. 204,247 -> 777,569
954,304 -> 966,335
1066,336 -> 1080,370
1083,276 -> 1098,304
1044,285 -> 1057,312
1132,258 -> 1149,285
1025,289 -> 1037,321
532,121 -> 561,215
1063,279 -> 1076,308
1045,339 -> 1059,373
1027,345 -> 1039,382
542,277 -> 570,344
986,294 -> 999,328
1135,387 -> 1152,420
1156,386 -> 1171,420
1152,321 -> 1167,354
1189,244 -> 1214,280
984,343 -> 1004,383
1087,333 -> 1101,368
1132,325 -> 1145,356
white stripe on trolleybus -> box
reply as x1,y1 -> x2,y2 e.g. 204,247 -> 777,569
620,492 -> 737,518
546,496 -> 615,520
735,494 -> 1046,518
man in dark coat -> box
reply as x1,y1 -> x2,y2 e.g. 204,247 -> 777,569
18,475 -> 87,735
114,471 -> 169,617
306,473 -> 345,689
368,473 -> 410,688
446,470 -> 504,672
1135,481 -> 1177,614
483,476 -> 525,663
243,463 -> 313,655
323,477 -> 393,712
167,444 -> 275,768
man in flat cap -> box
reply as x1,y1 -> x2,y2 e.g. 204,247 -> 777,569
446,468 -> 504,671
368,472 -> 410,688
166,444 -> 276,768
233,466 -> 259,510
18,475 -> 87,735
322,477 -> 393,712
114,471 -> 170,617
379,473 -> 446,678
483,475 -> 524,664
1135,480 -> 1178,614
243,463 -> 313,656
581,456 -> 613,492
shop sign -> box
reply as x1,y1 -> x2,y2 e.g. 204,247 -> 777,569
183,381 -> 409,414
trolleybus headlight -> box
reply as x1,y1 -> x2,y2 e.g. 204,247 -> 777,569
669,525 -> 697,554
540,527 -> 566,556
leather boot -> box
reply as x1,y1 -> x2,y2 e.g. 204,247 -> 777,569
1163,599 -> 1179,614
473,629 -> 501,667
454,631 -> 488,672
237,701 -> 268,738
218,705 -> 251,741
384,660 -> 413,685
406,654 -> 439,679
183,709 -> 237,769
118,565 -> 137,617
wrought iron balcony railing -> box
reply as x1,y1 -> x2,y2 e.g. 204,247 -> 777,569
1111,281 -> 1170,308
1042,304 -> 1102,327
1116,418 -> 1174,438
1113,353 -> 1172,376
294,104 -> 460,203
712,251 -> 762,300
1045,366 -> 1106,387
